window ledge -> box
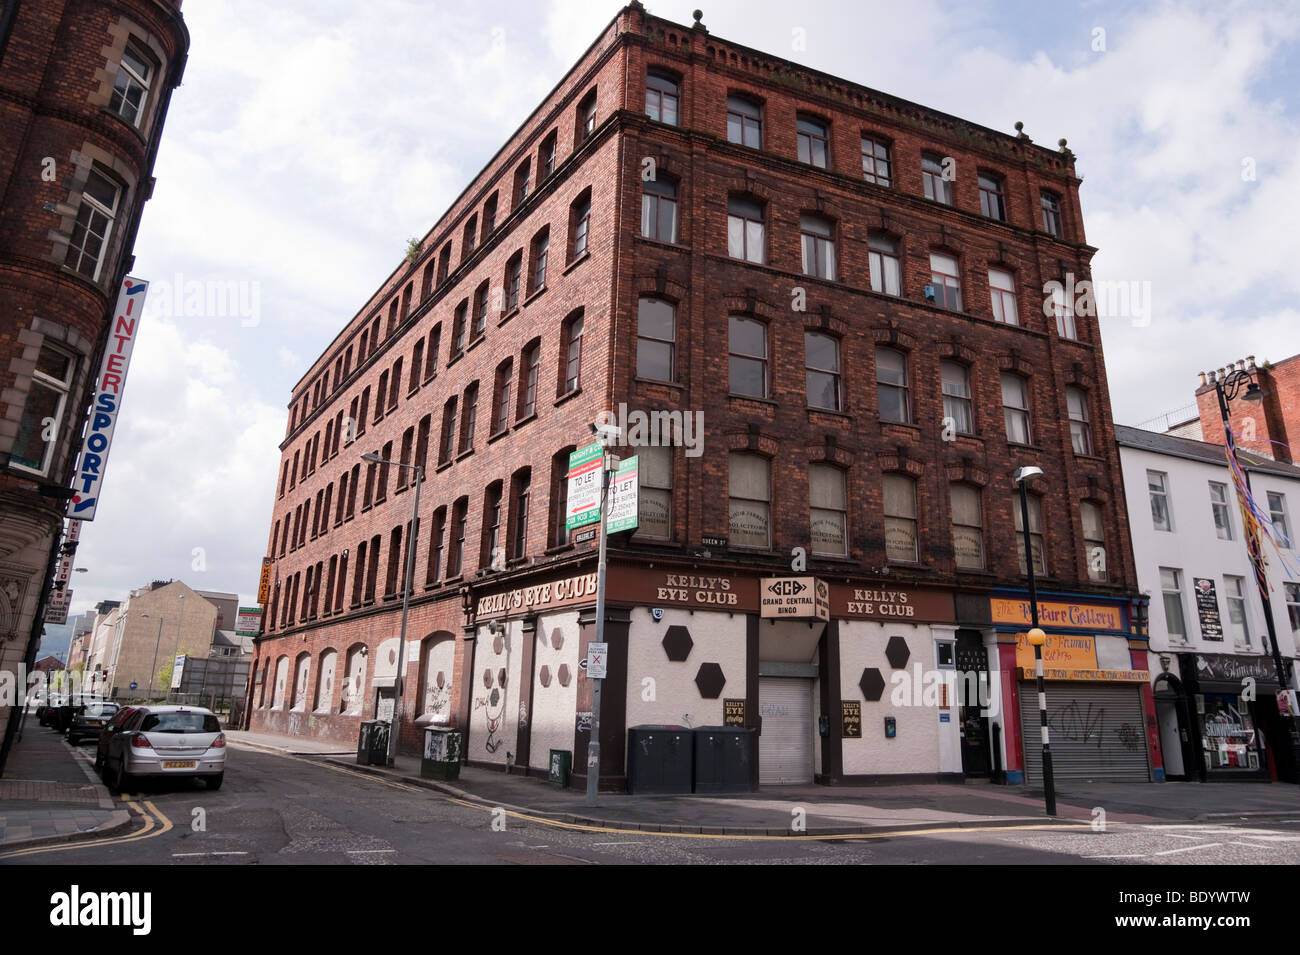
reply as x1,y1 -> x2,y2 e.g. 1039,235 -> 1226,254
635,236 -> 688,252
632,376 -> 684,392
544,543 -> 576,556
488,427 -> 510,444
512,412 -> 538,431
362,599 -> 376,607
424,372 -> 437,385
467,334 -> 486,353
1073,452 -> 1104,462
499,308 -> 519,327
456,446 -> 475,462
729,392 -> 777,407
807,407 -> 851,420
881,421 -> 922,437
554,386 -> 583,407
436,460 -> 453,474
524,285 -> 548,307
448,352 -> 464,369
563,253 -> 590,275
408,384 -> 420,398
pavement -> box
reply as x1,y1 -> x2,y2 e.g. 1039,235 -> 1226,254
225,728 -> 1300,837
0,708 -> 130,852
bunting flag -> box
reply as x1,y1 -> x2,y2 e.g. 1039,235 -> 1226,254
1223,423 -> 1300,593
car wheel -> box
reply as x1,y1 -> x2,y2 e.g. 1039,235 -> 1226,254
204,773 -> 224,791
112,759 -> 134,794
67,734 -> 78,746
93,752 -> 103,773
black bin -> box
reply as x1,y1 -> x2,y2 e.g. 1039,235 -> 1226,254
626,725 -> 693,794
357,720 -> 389,765
693,727 -> 757,793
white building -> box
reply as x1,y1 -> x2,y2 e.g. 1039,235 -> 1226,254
1117,425 -> 1300,782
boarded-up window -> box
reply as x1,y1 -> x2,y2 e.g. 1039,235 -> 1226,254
950,484 -> 984,570
729,453 -> 771,549
884,474 -> 918,563
810,464 -> 847,556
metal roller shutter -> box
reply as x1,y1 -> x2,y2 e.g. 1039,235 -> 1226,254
1019,682 -> 1151,783
758,678 -> 813,785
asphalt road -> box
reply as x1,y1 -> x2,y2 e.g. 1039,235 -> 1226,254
5,744 -> 1300,865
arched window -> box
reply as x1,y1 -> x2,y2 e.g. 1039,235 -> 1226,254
314,650 -> 337,713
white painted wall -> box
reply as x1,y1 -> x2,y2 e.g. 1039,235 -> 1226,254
528,610 -> 580,772
838,621 -> 939,776
467,620 -> 524,765
624,607 -> 746,733
1120,442 -> 1300,682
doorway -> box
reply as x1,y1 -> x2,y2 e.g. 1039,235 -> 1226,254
758,677 -> 813,785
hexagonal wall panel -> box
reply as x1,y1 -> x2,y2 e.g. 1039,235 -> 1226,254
662,625 -> 694,662
885,636 -> 911,670
694,662 -> 726,699
859,668 -> 886,702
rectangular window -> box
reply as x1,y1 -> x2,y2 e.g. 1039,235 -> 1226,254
805,333 -> 841,411
470,284 -> 487,340
1268,492 -> 1291,547
439,398 -> 457,464
64,169 -> 119,280
9,342 -> 75,476
564,316 -> 583,393
460,383 -> 478,454
1161,567 -> 1187,639
950,485 -> 984,570
1209,482 -> 1233,540
426,508 -> 446,585
530,230 -> 549,293
452,301 -> 467,357
989,269 -> 1018,325
883,474 -> 919,563
1041,191 -> 1063,237
1224,575 -> 1251,646
810,464 -> 847,556
641,178 -> 678,243
1148,470 -> 1172,531
922,153 -> 952,205
978,173 -> 1005,221
493,361 -> 513,433
796,117 -> 829,168
861,136 -> 891,186
111,45 -> 151,127
540,132 -> 557,178
1081,501 -> 1106,582
941,361 -> 973,435
800,216 -> 836,280
645,72 -> 679,125
637,445 -> 673,540
506,255 -> 522,311
728,453 -> 771,549
727,197 -> 765,264
728,316 -> 767,398
636,298 -> 675,382
726,96 -> 762,148
1067,387 -> 1092,455
929,252 -> 962,310
1013,494 -> 1046,575
515,343 -> 538,419
484,484 -> 502,565
571,196 -> 591,259
483,193 -> 498,236
579,92 -> 597,139
868,234 -> 901,296
877,349 -> 910,424
1285,582 -> 1300,638
514,161 -> 531,204
512,472 -> 531,558
1050,284 -> 1077,339
447,500 -> 467,578
1001,374 -> 1031,445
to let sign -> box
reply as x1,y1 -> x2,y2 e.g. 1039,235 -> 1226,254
605,455 -> 639,533
565,444 -> 603,530
760,577 -> 829,621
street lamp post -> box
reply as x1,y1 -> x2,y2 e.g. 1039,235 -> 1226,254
362,452 -> 422,767
1210,366 -> 1299,781
142,613 -> 165,701
1015,465 -> 1057,816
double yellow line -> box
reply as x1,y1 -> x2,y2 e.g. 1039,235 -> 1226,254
0,797 -> 173,860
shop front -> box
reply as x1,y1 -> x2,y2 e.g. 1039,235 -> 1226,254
989,591 -> 1160,783
466,561 -> 962,789
1174,652 -> 1279,780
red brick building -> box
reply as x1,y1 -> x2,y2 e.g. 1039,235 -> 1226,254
250,4 -> 1150,788
0,0 -> 189,774
1188,355 -> 1300,464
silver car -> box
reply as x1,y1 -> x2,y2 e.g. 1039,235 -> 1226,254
101,704 -> 227,792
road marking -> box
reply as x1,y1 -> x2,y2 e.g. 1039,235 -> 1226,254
173,850 -> 249,857
0,796 -> 172,859
1153,842 -> 1220,856
1084,854 -> 1146,859
346,849 -> 396,854
592,841 -> 647,846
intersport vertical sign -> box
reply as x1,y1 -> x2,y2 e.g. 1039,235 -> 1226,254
70,276 -> 148,520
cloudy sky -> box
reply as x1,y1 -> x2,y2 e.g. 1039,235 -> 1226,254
54,0 -> 1300,637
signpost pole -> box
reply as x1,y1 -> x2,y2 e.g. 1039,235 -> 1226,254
586,454 -> 612,807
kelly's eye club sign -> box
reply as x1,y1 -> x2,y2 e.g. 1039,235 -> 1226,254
71,276 -> 148,520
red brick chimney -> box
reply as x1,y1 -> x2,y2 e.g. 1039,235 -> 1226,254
1194,354 -> 1299,464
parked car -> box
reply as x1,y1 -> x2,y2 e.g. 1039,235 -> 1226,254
37,693 -> 68,726
100,705 -> 226,792
66,701 -> 120,745
93,706 -> 138,775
